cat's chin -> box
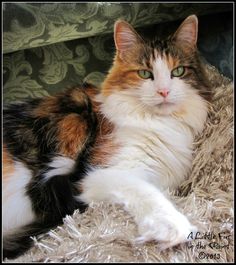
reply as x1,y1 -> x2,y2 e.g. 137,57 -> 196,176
151,102 -> 179,116
158,102 -> 175,108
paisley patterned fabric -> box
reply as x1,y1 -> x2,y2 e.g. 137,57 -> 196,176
3,3 -> 233,104
3,2 -> 232,54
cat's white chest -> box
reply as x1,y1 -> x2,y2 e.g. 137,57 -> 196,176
100,92 -> 208,190
110,116 -> 194,190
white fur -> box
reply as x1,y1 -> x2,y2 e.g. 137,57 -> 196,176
3,161 -> 35,236
81,55 -> 208,248
43,156 -> 75,182
79,168 -> 197,248
2,157 -> 75,237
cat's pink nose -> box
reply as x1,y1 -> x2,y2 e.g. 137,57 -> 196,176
157,89 -> 169,98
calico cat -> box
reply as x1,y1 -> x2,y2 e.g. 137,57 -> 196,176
3,15 -> 211,259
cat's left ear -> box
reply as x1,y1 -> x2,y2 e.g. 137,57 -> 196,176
114,20 -> 144,60
172,15 -> 198,51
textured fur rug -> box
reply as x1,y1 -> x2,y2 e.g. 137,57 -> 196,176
4,64 -> 233,263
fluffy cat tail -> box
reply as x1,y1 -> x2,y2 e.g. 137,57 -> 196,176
3,221 -> 56,260
3,173 -> 89,260
3,172 -> 88,260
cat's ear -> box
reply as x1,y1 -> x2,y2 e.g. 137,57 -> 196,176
114,20 -> 143,60
172,15 -> 198,51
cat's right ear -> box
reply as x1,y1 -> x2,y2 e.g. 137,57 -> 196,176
114,20 -> 143,60
172,15 -> 198,52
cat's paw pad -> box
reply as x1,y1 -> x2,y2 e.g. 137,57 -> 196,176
136,211 -> 197,249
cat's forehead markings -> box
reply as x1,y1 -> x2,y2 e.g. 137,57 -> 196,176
164,53 -> 180,70
153,55 -> 171,75
147,48 -> 159,67
151,50 -> 179,72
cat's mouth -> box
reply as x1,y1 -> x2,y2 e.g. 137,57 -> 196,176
157,101 -> 175,107
152,100 -> 178,115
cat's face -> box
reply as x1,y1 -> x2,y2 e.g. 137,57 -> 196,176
102,15 -> 210,116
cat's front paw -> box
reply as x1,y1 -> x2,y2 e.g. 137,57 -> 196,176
136,211 -> 197,250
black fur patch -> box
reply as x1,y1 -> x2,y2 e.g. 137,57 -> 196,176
3,87 -> 98,259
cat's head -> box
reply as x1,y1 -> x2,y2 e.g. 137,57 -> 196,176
101,15 -> 211,116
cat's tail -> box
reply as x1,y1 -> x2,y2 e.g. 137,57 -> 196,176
3,221 -> 57,260
3,171 -> 89,260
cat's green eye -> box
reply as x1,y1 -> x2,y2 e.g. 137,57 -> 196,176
138,70 -> 153,79
171,66 -> 185,77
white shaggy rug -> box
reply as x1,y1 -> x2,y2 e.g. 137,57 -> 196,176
4,64 -> 234,263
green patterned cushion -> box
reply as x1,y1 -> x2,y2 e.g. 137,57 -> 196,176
3,3 -> 232,54
3,3 -> 233,103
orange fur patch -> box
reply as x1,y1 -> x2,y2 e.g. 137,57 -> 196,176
165,53 -> 180,71
84,85 -> 100,100
82,84 -> 119,167
33,96 -> 59,117
70,88 -> 89,104
90,117 -> 118,167
57,114 -> 88,159
2,146 -> 15,182
102,57 -> 142,96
